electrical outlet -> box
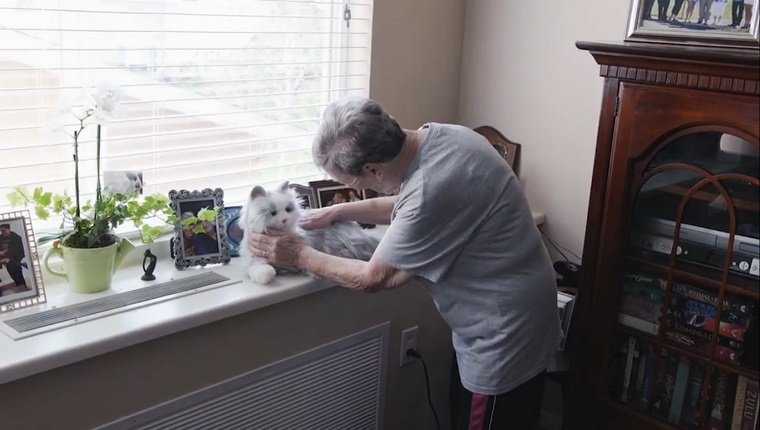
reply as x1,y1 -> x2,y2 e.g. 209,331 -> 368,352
399,326 -> 419,367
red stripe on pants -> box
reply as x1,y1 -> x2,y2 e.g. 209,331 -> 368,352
468,393 -> 490,430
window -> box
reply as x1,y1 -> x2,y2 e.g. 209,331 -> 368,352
0,0 -> 372,231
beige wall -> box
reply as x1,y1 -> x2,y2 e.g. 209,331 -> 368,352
370,0 -> 467,127
458,0 -> 631,261
0,285 -> 453,430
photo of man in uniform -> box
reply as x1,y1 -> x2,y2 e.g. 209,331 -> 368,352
0,222 -> 28,294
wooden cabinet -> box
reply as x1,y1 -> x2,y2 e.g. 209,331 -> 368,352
569,41 -> 759,430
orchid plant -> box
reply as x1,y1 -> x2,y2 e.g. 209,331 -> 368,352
7,83 -> 176,248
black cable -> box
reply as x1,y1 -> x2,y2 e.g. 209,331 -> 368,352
406,348 -> 442,430
539,228 -> 582,263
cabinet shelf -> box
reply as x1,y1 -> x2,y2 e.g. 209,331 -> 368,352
660,185 -> 759,213
624,255 -> 759,300
617,325 -> 760,380
602,398 -> 675,430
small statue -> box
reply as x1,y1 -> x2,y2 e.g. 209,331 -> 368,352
141,249 -> 157,281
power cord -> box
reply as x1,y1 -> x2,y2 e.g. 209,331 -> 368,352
406,348 -> 442,430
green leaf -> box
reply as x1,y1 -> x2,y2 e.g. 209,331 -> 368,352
6,188 -> 27,206
197,207 -> 217,222
181,215 -> 198,227
34,205 -> 50,220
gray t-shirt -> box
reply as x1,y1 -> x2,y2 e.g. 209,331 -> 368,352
376,123 -> 561,395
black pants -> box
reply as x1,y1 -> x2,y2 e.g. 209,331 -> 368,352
450,356 -> 546,430
658,0 -> 672,19
732,1 -> 745,25
671,0 -> 686,16
5,261 -> 26,286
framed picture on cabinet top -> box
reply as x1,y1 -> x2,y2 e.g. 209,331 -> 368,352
626,0 -> 760,48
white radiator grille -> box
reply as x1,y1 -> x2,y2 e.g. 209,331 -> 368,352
100,323 -> 389,430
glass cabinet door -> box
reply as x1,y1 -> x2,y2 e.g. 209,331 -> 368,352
629,132 -> 759,287
609,132 -> 759,425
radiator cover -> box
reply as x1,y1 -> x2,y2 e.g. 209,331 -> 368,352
100,323 -> 389,430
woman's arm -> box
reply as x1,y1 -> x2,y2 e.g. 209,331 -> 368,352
300,195 -> 396,228
247,230 -> 413,292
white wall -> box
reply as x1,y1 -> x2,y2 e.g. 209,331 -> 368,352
458,0 -> 631,261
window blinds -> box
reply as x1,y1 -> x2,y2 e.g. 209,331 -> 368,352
0,0 -> 372,226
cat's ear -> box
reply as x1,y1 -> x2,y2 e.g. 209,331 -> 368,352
277,181 -> 290,193
250,186 -> 267,199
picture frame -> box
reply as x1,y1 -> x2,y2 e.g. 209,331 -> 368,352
625,0 -> 759,48
0,210 -> 46,312
103,170 -> 144,195
168,188 -> 231,270
288,183 -> 317,209
473,125 -> 522,177
222,206 -> 244,257
308,180 -> 364,208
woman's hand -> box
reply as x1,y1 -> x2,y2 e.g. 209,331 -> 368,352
247,228 -> 306,268
299,206 -> 338,230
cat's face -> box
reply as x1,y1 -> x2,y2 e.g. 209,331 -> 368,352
242,182 -> 302,233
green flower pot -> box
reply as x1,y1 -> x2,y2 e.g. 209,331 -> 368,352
43,237 -> 134,293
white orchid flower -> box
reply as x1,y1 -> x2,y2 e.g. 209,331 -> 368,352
92,82 -> 125,120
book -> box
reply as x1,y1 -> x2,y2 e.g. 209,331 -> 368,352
732,376 -> 748,430
556,291 -> 575,351
708,369 -> 737,430
740,378 -> 759,430
619,313 -> 659,335
653,350 -> 679,419
668,294 -> 749,342
622,336 -> 638,403
620,294 -> 662,323
668,356 -> 691,424
634,343 -> 656,412
609,335 -> 628,399
680,362 -> 705,429
671,282 -> 756,317
622,272 -> 666,302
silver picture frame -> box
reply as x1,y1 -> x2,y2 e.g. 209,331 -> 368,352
0,210 -> 46,312
169,188 -> 231,270
626,0 -> 759,48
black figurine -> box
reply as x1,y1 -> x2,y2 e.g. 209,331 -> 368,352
141,249 -> 157,281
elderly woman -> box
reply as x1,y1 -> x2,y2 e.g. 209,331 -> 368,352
248,97 -> 560,430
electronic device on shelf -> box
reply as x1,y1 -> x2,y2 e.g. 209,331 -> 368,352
630,217 -> 760,278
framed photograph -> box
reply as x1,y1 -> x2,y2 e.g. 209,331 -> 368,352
288,183 -> 317,209
103,170 -> 144,195
473,125 -> 522,177
626,0 -> 759,48
222,206 -> 244,257
0,211 -> 46,312
168,188 -> 230,270
309,180 -> 363,208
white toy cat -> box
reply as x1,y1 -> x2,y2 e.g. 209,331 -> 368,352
239,182 -> 379,284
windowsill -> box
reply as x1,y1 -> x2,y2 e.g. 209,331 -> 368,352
0,211 -> 545,385
0,236 -> 333,385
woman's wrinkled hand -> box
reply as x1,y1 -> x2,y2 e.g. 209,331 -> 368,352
298,206 -> 337,230
247,228 -> 305,268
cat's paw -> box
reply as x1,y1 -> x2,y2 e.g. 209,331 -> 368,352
249,264 -> 276,284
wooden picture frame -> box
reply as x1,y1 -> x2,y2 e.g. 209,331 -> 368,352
289,183 -> 317,209
0,210 -> 46,312
169,188 -> 230,270
625,0 -> 759,48
309,180 -> 363,208
474,125 -> 522,177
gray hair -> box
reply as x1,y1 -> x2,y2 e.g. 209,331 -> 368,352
312,97 -> 406,176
